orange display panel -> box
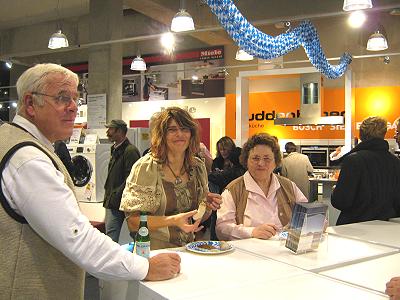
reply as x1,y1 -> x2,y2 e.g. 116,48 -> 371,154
225,86 -> 399,140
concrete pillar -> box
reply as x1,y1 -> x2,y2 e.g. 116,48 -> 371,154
88,0 -> 123,124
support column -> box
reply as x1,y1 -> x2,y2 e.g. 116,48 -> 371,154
236,76 -> 249,145
344,70 -> 354,150
88,0 -> 123,125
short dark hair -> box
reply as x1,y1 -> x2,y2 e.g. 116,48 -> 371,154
285,142 -> 297,153
359,116 -> 387,141
240,133 -> 281,168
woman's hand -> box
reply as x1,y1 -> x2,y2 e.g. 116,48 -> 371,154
173,210 -> 204,233
206,192 -> 222,211
252,223 -> 278,240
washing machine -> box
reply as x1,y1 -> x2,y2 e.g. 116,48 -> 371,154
68,144 -> 97,202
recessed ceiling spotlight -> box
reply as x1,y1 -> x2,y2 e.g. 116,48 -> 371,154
161,32 -> 175,53
5,60 -> 13,69
348,10 -> 366,28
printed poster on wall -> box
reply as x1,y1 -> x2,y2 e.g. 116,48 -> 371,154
87,94 -> 106,129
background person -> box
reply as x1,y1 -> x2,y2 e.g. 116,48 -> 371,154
211,136 -> 236,172
0,64 -> 180,299
208,145 -> 245,240
54,139 -> 76,183
103,119 -> 141,242
331,116 -> 400,225
280,141 -> 313,200
120,107 -> 221,249
394,117 -> 400,151
216,133 -> 307,241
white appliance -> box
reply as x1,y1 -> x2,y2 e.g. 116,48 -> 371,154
126,127 -> 151,154
68,144 -> 96,202
95,143 -> 112,202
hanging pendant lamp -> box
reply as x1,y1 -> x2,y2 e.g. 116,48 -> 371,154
171,9 -> 195,32
48,30 -> 69,49
235,49 -> 254,61
366,31 -> 388,51
130,56 -> 147,71
343,0 -> 372,11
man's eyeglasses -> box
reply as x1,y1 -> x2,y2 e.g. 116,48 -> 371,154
166,126 -> 191,135
32,92 -> 78,107
249,156 -> 274,164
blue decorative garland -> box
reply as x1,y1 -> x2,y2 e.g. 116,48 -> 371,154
204,0 -> 352,79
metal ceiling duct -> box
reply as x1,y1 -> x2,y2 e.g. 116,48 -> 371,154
274,73 -> 344,126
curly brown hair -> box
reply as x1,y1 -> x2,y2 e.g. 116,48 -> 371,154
150,107 -> 200,170
240,133 -> 282,169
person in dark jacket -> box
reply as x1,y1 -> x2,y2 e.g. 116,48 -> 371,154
104,119 -> 140,242
331,116 -> 400,225
208,137 -> 245,240
54,140 -> 75,183
208,146 -> 245,194
211,136 -> 237,172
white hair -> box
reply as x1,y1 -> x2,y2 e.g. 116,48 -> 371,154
16,63 -> 79,111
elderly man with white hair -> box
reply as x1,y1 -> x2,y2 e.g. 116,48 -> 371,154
0,64 -> 180,299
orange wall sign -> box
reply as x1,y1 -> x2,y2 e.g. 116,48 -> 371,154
226,86 -> 399,140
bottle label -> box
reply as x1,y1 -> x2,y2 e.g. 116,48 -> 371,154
140,214 -> 148,222
135,241 -> 150,258
138,227 -> 149,236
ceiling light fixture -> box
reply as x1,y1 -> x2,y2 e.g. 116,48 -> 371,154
235,49 -> 254,61
48,30 -> 69,49
171,0 -> 194,32
343,0 -> 372,11
48,0 -> 69,49
161,32 -> 175,53
347,10 -> 366,28
171,9 -> 195,32
130,55 -> 147,71
366,31 -> 388,51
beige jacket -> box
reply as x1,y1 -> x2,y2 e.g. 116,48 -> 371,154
121,154 -> 208,249
0,123 -> 84,300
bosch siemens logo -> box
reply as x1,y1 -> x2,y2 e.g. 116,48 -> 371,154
249,110 -> 345,121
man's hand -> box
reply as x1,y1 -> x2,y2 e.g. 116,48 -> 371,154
252,223 -> 278,240
386,277 -> 400,300
144,253 -> 181,281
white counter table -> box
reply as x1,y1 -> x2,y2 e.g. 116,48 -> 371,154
320,253 -> 400,294
185,273 -> 388,300
139,249 -> 306,300
101,222 -> 397,300
230,234 -> 397,272
327,220 -> 400,248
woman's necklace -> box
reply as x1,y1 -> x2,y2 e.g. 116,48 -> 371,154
166,163 -> 186,185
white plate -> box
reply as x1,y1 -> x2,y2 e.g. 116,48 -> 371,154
185,241 -> 234,255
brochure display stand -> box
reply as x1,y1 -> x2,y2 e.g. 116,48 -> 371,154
285,202 -> 328,254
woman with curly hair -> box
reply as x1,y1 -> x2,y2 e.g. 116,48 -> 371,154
120,107 -> 221,249
216,133 -> 307,241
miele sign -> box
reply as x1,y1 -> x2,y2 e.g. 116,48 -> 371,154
199,48 -> 223,60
